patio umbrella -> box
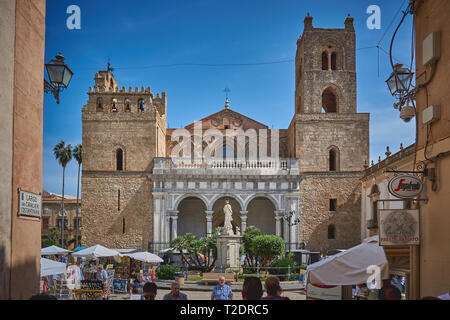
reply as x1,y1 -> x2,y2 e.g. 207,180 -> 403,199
40,258 -> 67,277
41,245 -> 71,256
125,251 -> 163,263
72,244 -> 120,258
306,236 -> 390,286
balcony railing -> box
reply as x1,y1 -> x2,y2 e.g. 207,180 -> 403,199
154,158 -> 298,171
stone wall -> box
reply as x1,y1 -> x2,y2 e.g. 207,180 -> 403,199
294,113 -> 369,172
81,173 -> 152,248
299,174 -> 362,253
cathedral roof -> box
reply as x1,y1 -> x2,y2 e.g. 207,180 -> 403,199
183,102 -> 269,131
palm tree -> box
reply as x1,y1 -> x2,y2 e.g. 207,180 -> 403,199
73,144 -> 82,248
53,140 -> 72,248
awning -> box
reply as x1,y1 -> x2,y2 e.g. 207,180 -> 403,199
40,258 -> 67,277
123,251 -> 164,263
306,236 -> 390,286
41,245 -> 71,256
72,244 -> 120,258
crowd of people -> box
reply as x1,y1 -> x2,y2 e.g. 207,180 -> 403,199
126,275 -> 290,301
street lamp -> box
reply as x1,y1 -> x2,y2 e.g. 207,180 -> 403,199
44,52 -> 73,104
386,63 -> 414,97
284,210 -> 300,252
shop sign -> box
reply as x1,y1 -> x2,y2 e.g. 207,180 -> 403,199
18,189 -> 41,218
388,174 -> 423,199
379,209 -> 420,246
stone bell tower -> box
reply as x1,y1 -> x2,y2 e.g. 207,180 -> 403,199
289,14 -> 370,252
81,66 -> 167,249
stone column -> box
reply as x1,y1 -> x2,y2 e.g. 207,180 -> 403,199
205,210 -> 214,236
152,193 -> 165,243
275,212 -> 283,237
171,215 -> 178,241
240,211 -> 248,234
166,210 -> 179,241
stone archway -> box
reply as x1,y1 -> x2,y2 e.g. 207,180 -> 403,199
177,197 -> 207,238
246,197 -> 276,235
212,197 -> 242,234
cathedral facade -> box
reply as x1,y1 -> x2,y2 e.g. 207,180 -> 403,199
81,14 -> 369,254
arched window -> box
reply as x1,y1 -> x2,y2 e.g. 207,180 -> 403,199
328,225 -> 336,240
111,98 -> 117,112
124,99 -> 131,112
116,148 -> 123,171
96,98 -> 103,112
331,52 -> 337,70
322,51 -> 328,70
329,148 -> 338,171
138,99 -> 145,112
322,88 -> 338,113
219,145 -> 236,159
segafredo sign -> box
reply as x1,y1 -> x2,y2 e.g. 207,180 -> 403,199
388,174 -> 423,199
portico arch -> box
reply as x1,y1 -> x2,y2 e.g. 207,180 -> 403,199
246,197 -> 277,235
176,196 -> 207,238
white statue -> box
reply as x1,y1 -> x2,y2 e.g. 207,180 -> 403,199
223,199 -> 234,235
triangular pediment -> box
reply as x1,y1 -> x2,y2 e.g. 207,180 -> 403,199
184,108 -> 268,131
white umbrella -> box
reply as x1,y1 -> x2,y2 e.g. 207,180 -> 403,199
125,251 -> 164,263
306,235 -> 390,286
71,244 -> 120,258
41,245 -> 71,256
40,258 -> 67,277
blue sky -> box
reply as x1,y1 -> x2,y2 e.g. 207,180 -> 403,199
43,0 -> 415,197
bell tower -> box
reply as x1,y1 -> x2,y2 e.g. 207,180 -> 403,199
295,14 -> 356,115
291,14 -> 369,172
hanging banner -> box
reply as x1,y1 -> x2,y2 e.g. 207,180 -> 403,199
379,209 -> 420,246
387,174 -> 423,199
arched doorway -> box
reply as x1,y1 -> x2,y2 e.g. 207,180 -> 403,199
212,197 -> 242,234
177,197 -> 207,238
247,197 -> 276,235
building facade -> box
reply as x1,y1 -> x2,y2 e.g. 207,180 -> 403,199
41,191 -> 82,250
81,15 -> 369,254
0,0 -> 46,299
361,144 -> 419,299
412,0 -> 450,298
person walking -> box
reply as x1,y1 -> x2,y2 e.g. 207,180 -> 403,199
211,276 -> 233,300
163,282 -> 188,300
97,265 -> 109,300
129,273 -> 145,297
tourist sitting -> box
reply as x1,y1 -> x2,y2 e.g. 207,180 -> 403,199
211,276 -> 233,300
163,282 -> 188,300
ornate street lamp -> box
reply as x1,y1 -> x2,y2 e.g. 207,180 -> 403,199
284,210 -> 300,252
386,63 -> 414,97
44,52 -> 73,104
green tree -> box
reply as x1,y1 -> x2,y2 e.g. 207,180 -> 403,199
53,140 -> 72,248
170,231 -> 219,272
252,234 -> 285,266
242,226 -> 264,267
72,144 -> 82,248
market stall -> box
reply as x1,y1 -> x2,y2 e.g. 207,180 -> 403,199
41,245 -> 71,256
305,236 -> 390,300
